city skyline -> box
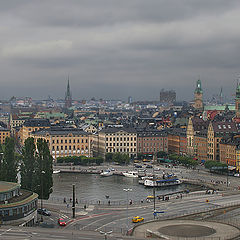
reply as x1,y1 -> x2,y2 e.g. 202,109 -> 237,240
0,1 -> 240,101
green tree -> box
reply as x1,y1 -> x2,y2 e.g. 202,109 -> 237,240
21,138 -> 36,191
105,153 -> 113,162
0,137 -> 17,182
157,151 -> 168,158
34,139 -> 53,200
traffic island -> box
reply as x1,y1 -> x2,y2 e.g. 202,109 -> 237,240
133,220 -> 240,239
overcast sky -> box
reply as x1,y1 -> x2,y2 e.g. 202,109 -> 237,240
0,0 -> 240,102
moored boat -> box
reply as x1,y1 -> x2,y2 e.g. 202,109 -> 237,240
100,169 -> 113,177
144,177 -> 181,187
122,171 -> 138,178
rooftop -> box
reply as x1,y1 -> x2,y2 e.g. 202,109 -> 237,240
0,181 -> 20,193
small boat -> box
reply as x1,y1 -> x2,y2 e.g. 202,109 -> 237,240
53,170 -> 61,174
122,171 -> 138,178
100,169 -> 113,177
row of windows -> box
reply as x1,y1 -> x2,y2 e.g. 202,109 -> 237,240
106,148 -> 136,153
52,139 -> 88,144
0,200 -> 37,217
106,142 -> 136,147
52,146 -> 88,150
106,137 -> 136,142
139,142 -> 167,147
52,135 -> 86,138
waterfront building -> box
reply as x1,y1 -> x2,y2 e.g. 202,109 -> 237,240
207,121 -> 238,161
95,128 -> 137,158
193,79 -> 203,111
167,129 -> 186,155
0,126 -> 10,145
219,134 -> 240,170
30,128 -> 92,160
19,119 -> 51,146
186,117 -> 209,157
194,131 -> 208,162
137,130 -> 168,155
0,181 -> 38,226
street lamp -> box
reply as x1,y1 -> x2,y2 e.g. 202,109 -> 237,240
123,188 -> 132,231
40,170 -> 45,222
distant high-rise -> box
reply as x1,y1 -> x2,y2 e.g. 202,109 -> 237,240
193,79 -> 203,110
128,96 -> 133,104
160,89 -> 176,103
65,77 -> 72,108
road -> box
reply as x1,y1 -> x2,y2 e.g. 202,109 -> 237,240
41,191 -> 240,233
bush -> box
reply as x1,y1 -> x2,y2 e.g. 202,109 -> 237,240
56,156 -> 104,166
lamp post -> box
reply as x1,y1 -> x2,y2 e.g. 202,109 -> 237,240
153,168 -> 156,219
123,188 -> 132,231
226,160 -> 229,187
40,170 -> 45,222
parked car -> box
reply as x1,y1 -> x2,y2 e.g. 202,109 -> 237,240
37,208 -> 51,216
132,216 -> 144,223
58,218 -> 66,226
135,165 -> 142,168
146,165 -> 153,168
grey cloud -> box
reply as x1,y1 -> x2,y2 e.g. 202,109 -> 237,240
0,0 -> 240,101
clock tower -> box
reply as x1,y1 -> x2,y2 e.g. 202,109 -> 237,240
194,79 -> 203,111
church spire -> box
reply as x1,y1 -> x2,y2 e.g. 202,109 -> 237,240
65,76 -> 72,108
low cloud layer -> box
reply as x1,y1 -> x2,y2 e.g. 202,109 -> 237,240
0,0 -> 240,101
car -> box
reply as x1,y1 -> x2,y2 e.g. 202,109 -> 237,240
146,165 -> 153,168
58,218 -> 66,226
37,208 -> 51,216
135,165 -> 142,168
132,216 -> 144,223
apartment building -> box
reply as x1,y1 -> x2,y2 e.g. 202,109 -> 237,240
137,130 -> 168,155
95,128 -> 137,158
19,119 -> 51,146
207,121 -> 237,161
30,128 -> 92,160
0,126 -> 10,144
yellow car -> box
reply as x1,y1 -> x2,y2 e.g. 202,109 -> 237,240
132,216 -> 144,223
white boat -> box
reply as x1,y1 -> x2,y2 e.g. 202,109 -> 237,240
53,170 -> 61,174
144,178 -> 181,187
100,169 -> 113,177
122,171 -> 138,178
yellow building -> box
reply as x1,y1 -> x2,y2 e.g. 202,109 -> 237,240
208,122 -> 238,161
0,126 -> 10,144
94,128 -> 137,158
19,119 -> 51,146
30,128 -> 92,160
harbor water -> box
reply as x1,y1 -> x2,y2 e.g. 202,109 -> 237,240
51,173 -> 202,202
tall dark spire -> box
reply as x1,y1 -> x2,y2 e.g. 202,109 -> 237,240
65,76 -> 72,108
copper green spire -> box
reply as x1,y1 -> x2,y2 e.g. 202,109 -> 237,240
195,79 -> 203,94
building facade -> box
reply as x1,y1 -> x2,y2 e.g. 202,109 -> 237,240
0,127 -> 10,145
207,121 -> 238,161
30,128 -> 92,160
95,128 -> 137,158
137,130 -> 168,155
0,181 -> 38,226
19,119 -> 51,146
